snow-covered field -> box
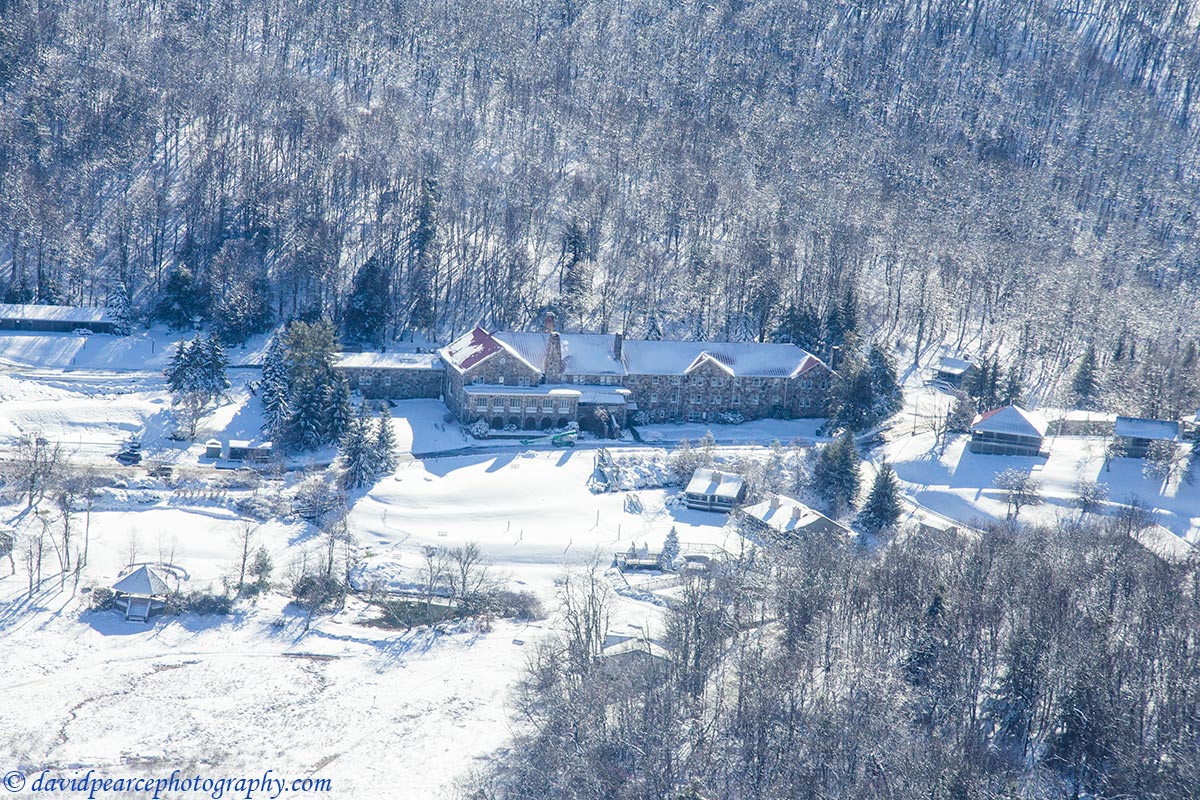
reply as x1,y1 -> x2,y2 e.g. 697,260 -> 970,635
0,405 -> 732,798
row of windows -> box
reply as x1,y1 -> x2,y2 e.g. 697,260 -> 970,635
473,396 -> 572,412
471,375 -> 533,387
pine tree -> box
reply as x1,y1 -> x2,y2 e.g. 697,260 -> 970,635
155,266 -> 203,329
558,217 -> 591,326
338,407 -> 375,489
858,463 -> 902,532
947,394 -> 977,433
1001,370 -> 1023,407
1070,345 -> 1100,409
661,526 -> 680,569
287,376 -> 328,451
323,376 -> 352,444
105,284 -> 133,336
865,344 -> 903,420
375,407 -> 399,475
203,336 -> 231,399
773,303 -> 822,354
645,312 -> 663,341
259,335 -> 290,439
813,432 -> 861,514
164,340 -> 192,395
344,256 -> 392,347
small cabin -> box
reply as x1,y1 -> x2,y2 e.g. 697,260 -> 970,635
684,468 -> 745,512
741,494 -> 853,539
969,405 -> 1049,457
1113,416 -> 1180,458
204,439 -> 222,459
227,440 -> 251,461
0,302 -> 118,334
934,356 -> 978,389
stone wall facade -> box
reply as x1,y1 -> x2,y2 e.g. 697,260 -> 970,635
340,366 -> 444,400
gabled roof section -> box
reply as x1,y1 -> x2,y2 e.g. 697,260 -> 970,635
742,494 -> 852,536
971,405 -> 1049,438
1115,416 -> 1180,441
936,356 -> 975,375
440,326 -> 543,375
495,332 -> 624,375
622,340 -> 825,378
685,468 -> 745,499
440,327 -> 503,373
112,565 -> 171,596
684,351 -> 736,376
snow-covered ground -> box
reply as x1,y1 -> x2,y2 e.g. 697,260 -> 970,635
0,439 -> 732,797
881,387 -> 1200,546
2,336 -> 1195,799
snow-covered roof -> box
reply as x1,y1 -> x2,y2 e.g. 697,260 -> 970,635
1115,416 -> 1180,441
622,340 -> 823,378
439,327 -> 541,375
576,387 -> 631,405
335,352 -> 443,371
971,405 -> 1048,438
112,565 -> 171,596
0,303 -> 111,324
461,385 -> 582,397
742,495 -> 850,536
495,332 -> 624,376
936,356 -> 975,375
601,638 -> 671,661
685,468 -> 745,499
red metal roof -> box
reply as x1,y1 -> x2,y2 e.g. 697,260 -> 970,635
441,326 -> 505,372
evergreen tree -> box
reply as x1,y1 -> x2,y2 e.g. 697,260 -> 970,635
773,303 -> 822,354
164,339 -> 194,396
408,177 -> 438,332
1070,345 -> 1100,409
104,284 -> 133,336
558,217 -> 591,326
858,463 -> 903,532
645,311 -> 663,341
865,344 -> 904,420
344,256 -> 392,347
661,526 -> 680,569
259,335 -> 290,440
375,406 -> 399,475
984,354 -> 1003,409
813,432 -> 861,514
946,394 -> 978,433
323,376 -> 352,444
338,406 -> 376,489
286,376 -> 328,451
155,267 -> 203,329
202,336 -> 231,399
1001,370 -> 1024,407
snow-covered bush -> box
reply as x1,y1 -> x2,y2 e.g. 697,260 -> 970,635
630,410 -> 649,426
503,422 -> 518,432
716,410 -> 745,425
469,419 -> 490,438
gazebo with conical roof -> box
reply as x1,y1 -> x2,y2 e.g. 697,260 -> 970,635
111,565 -> 172,622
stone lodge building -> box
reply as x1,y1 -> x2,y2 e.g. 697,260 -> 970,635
334,321 -> 834,432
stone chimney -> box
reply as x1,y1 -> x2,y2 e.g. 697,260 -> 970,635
544,311 -> 557,333
545,330 -> 563,382
790,505 -> 803,522
768,495 -> 781,510
613,332 -> 624,360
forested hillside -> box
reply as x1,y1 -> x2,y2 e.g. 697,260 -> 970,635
1,0 -> 1198,411
477,517 -> 1200,799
